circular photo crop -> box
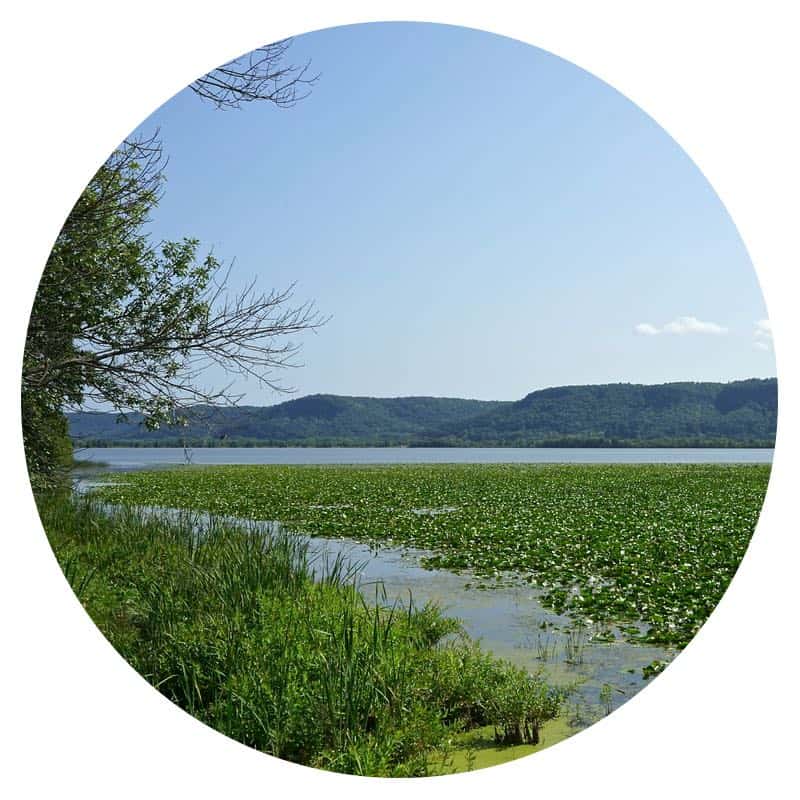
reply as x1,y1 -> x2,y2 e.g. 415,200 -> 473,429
23,22 -> 775,777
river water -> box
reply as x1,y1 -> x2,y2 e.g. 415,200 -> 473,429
75,446 -> 773,468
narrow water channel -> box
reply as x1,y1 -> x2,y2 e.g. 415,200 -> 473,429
302,532 -> 677,722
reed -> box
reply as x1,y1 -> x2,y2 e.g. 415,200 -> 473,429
37,492 -> 566,776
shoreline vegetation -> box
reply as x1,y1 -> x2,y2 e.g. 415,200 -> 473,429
40,492 -> 569,776
73,438 -> 776,449
71,456 -> 109,468
41,458 -> 769,774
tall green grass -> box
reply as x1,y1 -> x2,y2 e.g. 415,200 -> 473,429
38,493 -> 565,776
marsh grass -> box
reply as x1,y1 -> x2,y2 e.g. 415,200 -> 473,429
599,684 -> 614,716
37,492 -> 566,776
563,621 -> 589,666
534,631 -> 558,661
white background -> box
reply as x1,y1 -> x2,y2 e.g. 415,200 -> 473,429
1,2 -> 798,798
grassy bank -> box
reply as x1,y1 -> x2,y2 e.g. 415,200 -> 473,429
91,463 -> 771,647
38,493 -> 567,776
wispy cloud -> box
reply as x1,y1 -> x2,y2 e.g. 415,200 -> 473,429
753,319 -> 772,350
634,316 -> 728,336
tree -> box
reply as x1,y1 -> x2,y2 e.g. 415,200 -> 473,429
22,40 -> 323,488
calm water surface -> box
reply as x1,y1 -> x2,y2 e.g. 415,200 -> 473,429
76,446 -> 773,469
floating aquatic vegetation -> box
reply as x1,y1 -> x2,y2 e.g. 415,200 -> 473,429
92,462 -> 770,648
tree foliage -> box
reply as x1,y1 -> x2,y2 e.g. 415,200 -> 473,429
22,40 -> 323,487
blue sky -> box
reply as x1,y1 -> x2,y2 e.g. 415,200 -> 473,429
132,21 -> 774,404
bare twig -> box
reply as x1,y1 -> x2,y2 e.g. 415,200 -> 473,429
190,39 -> 319,110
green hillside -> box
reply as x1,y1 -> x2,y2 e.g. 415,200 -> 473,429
412,379 -> 777,447
69,379 -> 777,447
68,395 -> 509,446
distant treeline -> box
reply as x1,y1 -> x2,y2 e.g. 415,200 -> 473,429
76,436 -> 775,449
408,436 -> 775,449
76,437 -> 412,448
70,378 -> 778,449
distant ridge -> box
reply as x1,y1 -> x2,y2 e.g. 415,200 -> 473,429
69,395 -> 508,447
68,379 -> 777,448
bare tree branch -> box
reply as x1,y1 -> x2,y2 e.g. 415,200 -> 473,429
190,39 -> 319,110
